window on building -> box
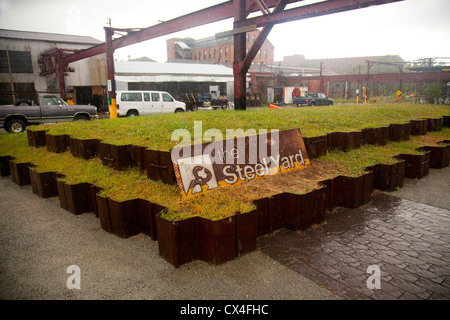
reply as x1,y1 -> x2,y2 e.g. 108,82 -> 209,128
204,51 -> 207,59
0,82 -> 35,104
214,49 -> 217,59
246,34 -> 249,42
14,82 -> 35,94
9,51 -> 32,73
225,47 -> 228,57
0,51 -> 8,73
219,48 -> 222,58
252,35 -> 255,42
0,50 -> 33,74
209,50 -> 211,59
0,82 -> 12,104
258,50 -> 261,58
264,50 -> 267,59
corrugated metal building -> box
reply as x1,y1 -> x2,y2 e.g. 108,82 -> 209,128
0,29 -> 107,108
115,60 -> 235,101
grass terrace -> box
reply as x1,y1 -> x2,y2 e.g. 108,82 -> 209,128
2,103 -> 449,221
27,103 -> 450,150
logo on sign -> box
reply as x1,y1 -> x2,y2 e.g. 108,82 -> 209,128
177,154 -> 218,195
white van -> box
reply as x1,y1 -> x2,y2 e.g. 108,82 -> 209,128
116,91 -> 186,116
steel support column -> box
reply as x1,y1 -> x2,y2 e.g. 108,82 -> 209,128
234,0 -> 287,110
56,49 -> 67,100
41,49 -> 67,100
105,28 -> 117,119
233,0 -> 248,110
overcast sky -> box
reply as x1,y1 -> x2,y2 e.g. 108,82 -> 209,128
0,0 -> 449,63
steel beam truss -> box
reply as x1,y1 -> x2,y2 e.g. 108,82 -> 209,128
38,48 -> 81,99
43,0 -> 404,112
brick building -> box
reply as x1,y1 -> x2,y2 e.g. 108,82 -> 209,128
167,30 -> 274,65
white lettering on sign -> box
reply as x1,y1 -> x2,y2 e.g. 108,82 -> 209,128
171,124 -> 310,198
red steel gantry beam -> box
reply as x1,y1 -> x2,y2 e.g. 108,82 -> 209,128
62,0 -> 297,65
288,71 -> 450,83
63,0 -> 298,116
50,0 -> 403,112
232,0 -> 404,110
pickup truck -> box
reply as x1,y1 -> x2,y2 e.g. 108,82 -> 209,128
180,93 -> 230,111
293,92 -> 333,107
0,93 -> 98,133
202,93 -> 230,110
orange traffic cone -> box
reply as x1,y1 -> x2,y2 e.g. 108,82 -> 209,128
269,104 -> 282,109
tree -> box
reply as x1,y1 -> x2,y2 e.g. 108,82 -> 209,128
424,82 -> 443,104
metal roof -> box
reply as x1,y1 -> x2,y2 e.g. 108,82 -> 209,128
115,60 -> 234,77
248,63 -> 339,76
0,29 -> 103,45
174,41 -> 191,50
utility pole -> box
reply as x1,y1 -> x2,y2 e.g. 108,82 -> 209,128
376,81 -> 379,103
398,64 -> 403,102
320,62 -> 323,93
428,58 -> 432,79
365,61 -> 372,104
356,64 -> 361,104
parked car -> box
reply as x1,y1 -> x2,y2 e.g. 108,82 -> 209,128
0,93 -> 97,133
116,91 -> 186,116
293,92 -> 333,106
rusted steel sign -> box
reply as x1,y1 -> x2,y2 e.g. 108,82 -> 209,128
171,128 -> 310,198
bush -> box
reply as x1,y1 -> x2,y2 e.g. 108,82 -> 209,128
424,82 -> 443,104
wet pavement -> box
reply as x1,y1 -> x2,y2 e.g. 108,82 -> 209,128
258,167 -> 450,300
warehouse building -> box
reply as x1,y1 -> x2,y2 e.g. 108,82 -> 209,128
0,29 -> 107,108
114,60 -> 235,102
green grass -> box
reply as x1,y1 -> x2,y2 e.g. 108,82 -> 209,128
0,132 -> 183,210
4,104 -> 450,221
28,103 -> 450,151
320,128 -> 450,177
1,128 -> 449,221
